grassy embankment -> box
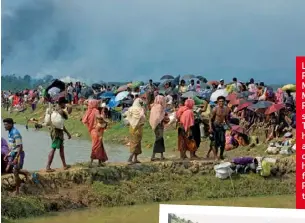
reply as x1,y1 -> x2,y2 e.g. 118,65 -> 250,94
1,156 -> 296,220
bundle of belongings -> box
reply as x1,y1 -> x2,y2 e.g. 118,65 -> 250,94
214,156 -> 277,179
265,132 -> 295,155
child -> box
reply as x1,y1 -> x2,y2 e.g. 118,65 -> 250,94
196,80 -> 201,92
206,133 -> 218,160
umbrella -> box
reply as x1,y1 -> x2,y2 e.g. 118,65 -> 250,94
172,75 -> 180,87
210,89 -> 229,102
115,91 -> 129,101
108,97 -> 120,108
265,103 -> 285,115
99,91 -> 115,99
92,83 -> 102,90
122,99 -> 133,105
46,79 -> 66,93
230,98 -> 248,106
131,81 -> 143,89
250,101 -> 273,109
231,125 -> 246,134
282,84 -> 296,92
181,91 -> 199,98
237,91 -> 255,98
196,76 -> 208,83
117,85 -> 128,93
198,89 -> 213,100
226,93 -> 238,101
160,75 -> 174,80
182,74 -> 196,80
80,87 -> 94,98
207,80 -> 219,86
236,101 -> 253,111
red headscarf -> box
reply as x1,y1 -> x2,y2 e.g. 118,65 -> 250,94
176,99 -> 195,131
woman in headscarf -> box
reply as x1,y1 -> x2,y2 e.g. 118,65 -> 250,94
149,95 -> 170,161
125,98 -> 146,164
176,99 -> 197,159
248,78 -> 258,100
275,88 -> 284,104
82,99 -> 108,167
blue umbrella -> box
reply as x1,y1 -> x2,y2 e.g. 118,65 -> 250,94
250,101 -> 273,109
108,96 -> 120,108
99,91 -> 115,99
115,91 -> 129,101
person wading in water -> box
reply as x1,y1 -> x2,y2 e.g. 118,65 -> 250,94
209,96 -> 231,160
46,97 -> 72,172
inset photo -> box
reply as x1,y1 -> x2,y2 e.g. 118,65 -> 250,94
160,204 -> 305,223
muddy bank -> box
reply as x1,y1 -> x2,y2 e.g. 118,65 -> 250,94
1,157 -> 296,220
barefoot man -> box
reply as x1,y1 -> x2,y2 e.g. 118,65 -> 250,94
209,96 -> 231,160
46,97 -> 72,172
3,118 -> 30,194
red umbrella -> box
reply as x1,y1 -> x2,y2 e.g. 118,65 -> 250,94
236,101 -> 252,111
231,125 -> 246,134
226,93 -> 238,101
117,85 -> 128,93
265,103 -> 285,115
207,80 -> 219,85
230,98 -> 247,106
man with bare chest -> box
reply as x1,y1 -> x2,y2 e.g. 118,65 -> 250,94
209,96 -> 231,160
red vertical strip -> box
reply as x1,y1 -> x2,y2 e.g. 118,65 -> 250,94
296,56 -> 305,209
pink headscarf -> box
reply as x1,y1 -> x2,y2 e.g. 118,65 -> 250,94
82,99 -> 100,132
275,88 -> 284,104
149,95 -> 166,130
176,99 -> 195,131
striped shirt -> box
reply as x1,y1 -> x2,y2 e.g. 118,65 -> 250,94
8,127 -> 23,152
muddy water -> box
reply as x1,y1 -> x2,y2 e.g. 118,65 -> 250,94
1,122 -> 135,171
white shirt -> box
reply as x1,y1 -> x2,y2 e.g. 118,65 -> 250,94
166,95 -> 173,105
232,82 -> 242,92
217,84 -> 225,89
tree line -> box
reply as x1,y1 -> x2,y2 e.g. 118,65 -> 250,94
1,74 -> 54,91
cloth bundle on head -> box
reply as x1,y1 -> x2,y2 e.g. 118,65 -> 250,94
149,95 -> 166,130
82,99 -> 100,132
176,99 -> 195,131
126,98 -> 145,129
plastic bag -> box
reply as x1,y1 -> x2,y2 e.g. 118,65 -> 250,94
51,111 -> 64,129
44,103 -> 52,126
214,162 -> 233,179
260,160 -> 271,177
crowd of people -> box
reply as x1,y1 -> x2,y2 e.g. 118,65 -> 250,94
1,76 -> 296,194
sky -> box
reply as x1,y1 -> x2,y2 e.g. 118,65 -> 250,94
1,0 -> 305,83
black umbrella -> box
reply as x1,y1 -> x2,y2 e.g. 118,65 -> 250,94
92,83 -> 102,90
45,79 -> 66,92
196,76 -> 208,83
182,74 -> 196,80
80,87 -> 94,98
122,99 -> 133,105
160,75 -> 175,80
172,75 -> 180,87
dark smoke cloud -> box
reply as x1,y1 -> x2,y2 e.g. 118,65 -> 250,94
2,0 -> 305,83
